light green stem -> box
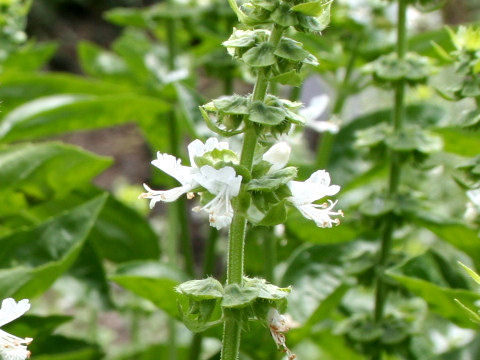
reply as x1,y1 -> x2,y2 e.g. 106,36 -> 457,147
372,1 -> 408,359
316,38 -> 359,168
220,24 -> 284,360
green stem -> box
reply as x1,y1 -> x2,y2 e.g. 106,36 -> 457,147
373,2 -> 408,357
289,86 -> 301,102
220,24 -> 285,360
263,230 -> 276,283
316,38 -> 359,168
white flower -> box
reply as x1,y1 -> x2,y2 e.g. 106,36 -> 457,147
193,166 -> 242,230
299,95 -> 340,134
267,308 -> 297,360
263,142 -> 291,173
0,298 -> 32,360
187,137 -> 229,167
288,170 -> 343,227
140,137 -> 229,208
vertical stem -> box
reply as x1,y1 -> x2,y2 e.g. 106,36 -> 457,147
221,24 -> 284,360
263,230 -> 276,283
316,38 -> 359,168
289,86 -> 301,102
372,2 -> 408,359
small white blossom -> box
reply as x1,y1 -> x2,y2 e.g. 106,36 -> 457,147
288,170 -> 343,227
267,308 -> 297,360
0,298 -> 32,360
193,166 -> 242,229
263,142 -> 291,173
299,95 -> 340,134
140,137 -> 229,208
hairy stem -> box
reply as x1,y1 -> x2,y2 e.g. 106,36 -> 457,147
372,2 -> 408,359
220,24 -> 284,360
316,38 -> 359,168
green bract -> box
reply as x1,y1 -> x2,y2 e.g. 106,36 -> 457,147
365,52 -> 433,85
237,0 -> 332,32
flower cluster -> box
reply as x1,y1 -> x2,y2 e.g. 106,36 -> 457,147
140,137 -> 242,230
263,142 -> 343,228
141,137 -> 343,229
0,298 -> 32,360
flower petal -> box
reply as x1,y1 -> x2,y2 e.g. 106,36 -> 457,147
151,153 -> 195,186
0,299 -> 30,327
0,329 -> 32,360
263,142 -> 291,173
140,184 -> 194,208
299,94 -> 329,122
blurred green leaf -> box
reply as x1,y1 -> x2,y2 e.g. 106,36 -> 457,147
387,253 -> 480,329
436,128 -> 480,157
3,314 -> 72,339
0,94 -> 169,143
0,194 -> 107,299
78,41 -> 130,80
30,335 -> 103,360
111,261 -> 187,317
0,72 -> 136,113
420,222 -> 480,269
280,241 -> 374,323
2,42 -> 58,72
0,142 -> 112,200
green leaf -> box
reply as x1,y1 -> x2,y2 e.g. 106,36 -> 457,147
0,72 -> 136,113
257,200 -> 288,226
270,70 -> 305,86
247,167 -> 297,191
212,95 -> 250,115
271,3 -> 298,27
436,128 -> 480,157
292,0 -> 332,18
459,262 -> 480,285
78,41 -> 129,80
387,271 -> 480,329
0,194 -> 107,299
275,38 -> 310,62
242,43 -> 276,67
88,194 -> 161,263
248,101 -> 285,125
243,277 -> 290,301
221,283 -> 259,309
3,314 -> 72,340
29,335 -> 103,360
104,7 -> 149,27
0,94 -> 169,143
280,241 -> 374,323
2,42 -> 58,72
386,126 -> 443,153
420,221 -> 480,269
111,261 -> 187,317
0,142 -> 112,200
176,278 -> 224,300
